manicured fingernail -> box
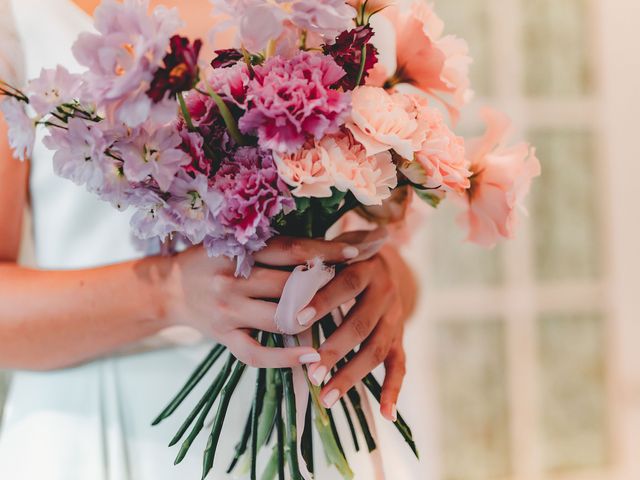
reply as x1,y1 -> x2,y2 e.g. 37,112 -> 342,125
310,365 -> 327,386
343,246 -> 359,259
299,352 -> 321,364
390,404 -> 397,422
322,389 -> 340,409
297,307 -> 316,326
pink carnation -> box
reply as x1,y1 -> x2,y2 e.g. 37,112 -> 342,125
459,108 -> 541,247
239,52 -> 350,153
399,98 -> 471,194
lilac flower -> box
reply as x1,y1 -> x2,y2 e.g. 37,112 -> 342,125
42,117 -> 106,191
129,189 -> 176,241
204,146 -> 294,276
72,0 -> 183,127
239,52 -> 350,153
291,0 -> 355,39
0,98 -> 35,161
166,171 -> 222,244
210,0 -> 286,52
117,123 -> 190,191
98,156 -> 134,210
26,66 -> 83,116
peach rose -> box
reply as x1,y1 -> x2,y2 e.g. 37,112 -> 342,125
321,133 -> 397,206
346,86 -> 427,159
399,99 -> 471,194
273,141 -> 335,198
459,108 -> 541,247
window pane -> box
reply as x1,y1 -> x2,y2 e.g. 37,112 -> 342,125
531,129 -> 601,281
435,0 -> 493,97
538,312 -> 608,471
428,202 -> 504,289
523,0 -> 593,96
435,319 -> 511,479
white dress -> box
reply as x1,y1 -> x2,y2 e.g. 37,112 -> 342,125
0,1 -> 428,479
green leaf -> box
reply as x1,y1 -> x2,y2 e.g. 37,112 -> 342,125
318,189 -> 347,212
414,188 -> 443,208
295,196 -> 311,214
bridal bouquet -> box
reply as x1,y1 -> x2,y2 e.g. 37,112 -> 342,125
0,0 -> 540,478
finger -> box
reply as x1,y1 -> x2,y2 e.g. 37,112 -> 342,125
254,236 -> 360,267
296,258 -> 380,327
229,298 -> 279,332
233,267 -> 291,299
223,330 -> 321,368
306,283 -> 392,386
380,340 -> 407,422
318,318 -> 396,409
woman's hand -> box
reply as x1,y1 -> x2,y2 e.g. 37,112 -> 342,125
163,236 -> 360,369
299,245 -> 417,422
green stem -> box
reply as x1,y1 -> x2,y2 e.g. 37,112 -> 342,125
172,355 -> 236,463
354,43 -> 368,87
153,344 -> 225,425
279,367 -> 303,480
178,91 -> 196,131
226,408 -> 253,473
202,361 -> 248,479
251,368 -> 267,480
203,82 -> 247,146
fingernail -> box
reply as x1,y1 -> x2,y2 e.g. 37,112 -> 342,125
343,246 -> 359,259
310,365 -> 327,386
297,307 -> 316,326
390,404 -> 397,422
322,389 -> 340,409
298,352 -> 321,364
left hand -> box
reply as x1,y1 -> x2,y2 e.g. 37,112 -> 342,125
298,245 -> 417,422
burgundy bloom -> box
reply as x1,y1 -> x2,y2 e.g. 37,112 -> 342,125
211,49 -> 244,69
323,26 -> 379,91
148,35 -> 203,102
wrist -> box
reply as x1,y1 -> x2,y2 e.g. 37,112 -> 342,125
144,253 -> 180,329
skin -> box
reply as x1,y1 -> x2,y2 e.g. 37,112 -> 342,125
0,0 -> 419,422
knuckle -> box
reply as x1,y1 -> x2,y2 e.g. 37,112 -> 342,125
281,237 -> 306,259
350,317 -> 371,343
342,269 -> 364,292
211,273 -> 234,295
372,343 -> 390,364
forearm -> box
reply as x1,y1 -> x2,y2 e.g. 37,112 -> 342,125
0,255 -> 172,370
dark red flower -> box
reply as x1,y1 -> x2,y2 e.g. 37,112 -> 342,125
148,35 -> 203,103
323,25 -> 379,91
211,49 -> 244,69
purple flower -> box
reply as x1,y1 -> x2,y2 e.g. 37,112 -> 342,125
291,0 -> 355,38
0,98 -> 35,161
204,146 -> 294,276
117,123 -> 190,191
211,49 -> 244,69
43,117 -> 106,191
206,62 -> 251,107
129,189 -> 176,241
323,25 -> 379,90
148,35 -> 203,102
166,171 -> 222,244
239,52 -> 350,153
26,66 -> 84,116
72,0 -> 183,127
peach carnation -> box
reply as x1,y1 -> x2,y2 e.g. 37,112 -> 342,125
459,108 -> 541,247
275,131 -> 397,206
399,98 -> 471,194
346,86 -> 427,159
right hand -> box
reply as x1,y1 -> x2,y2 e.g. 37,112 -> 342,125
162,236 -> 360,368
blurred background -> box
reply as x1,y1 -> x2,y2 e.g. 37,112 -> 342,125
2,1 -> 640,479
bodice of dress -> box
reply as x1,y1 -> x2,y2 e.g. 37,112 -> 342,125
7,0 -> 202,349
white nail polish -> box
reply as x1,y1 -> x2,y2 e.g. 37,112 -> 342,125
311,365 -> 327,386
322,389 -> 340,409
297,307 -> 316,326
299,352 -> 321,364
391,404 -> 397,422
343,246 -> 359,259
